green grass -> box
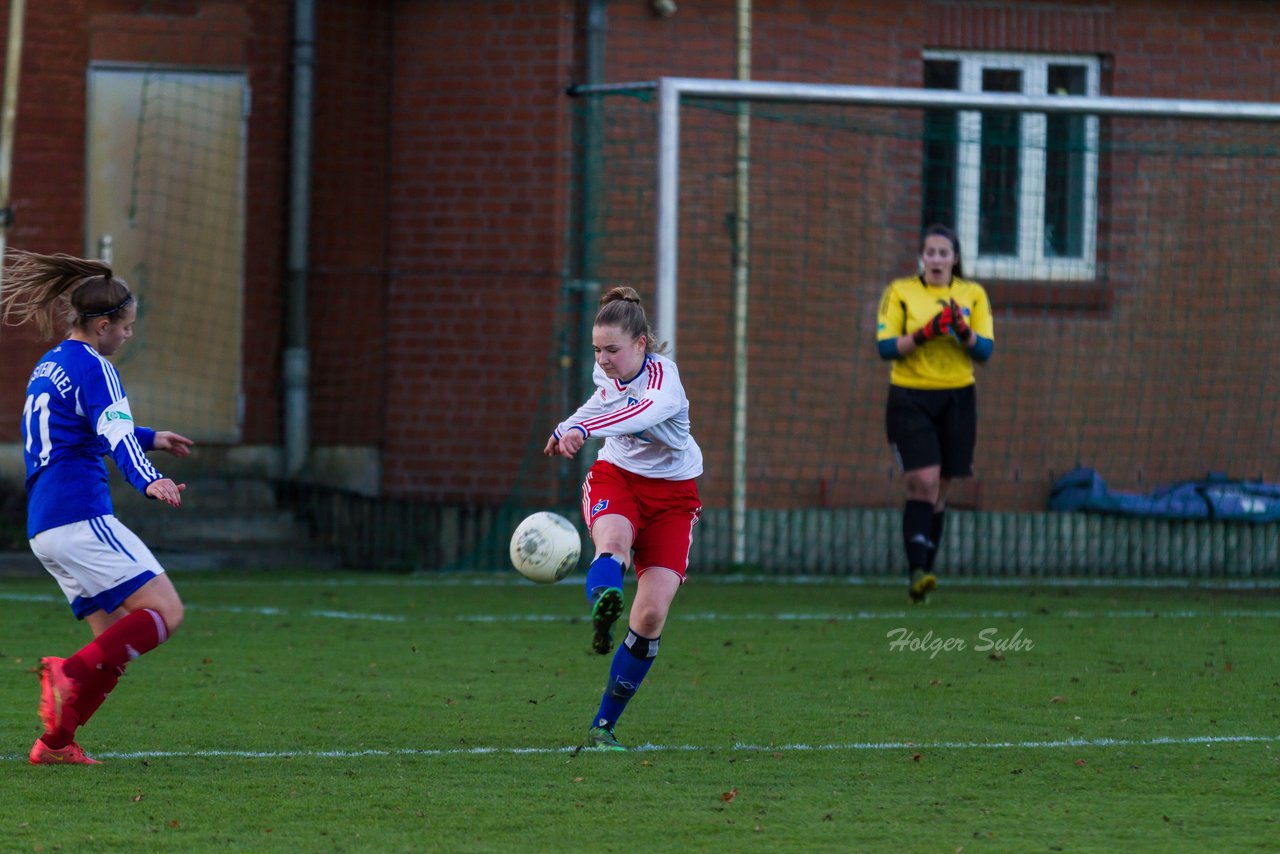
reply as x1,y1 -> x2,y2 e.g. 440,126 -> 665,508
1,570 -> 1278,852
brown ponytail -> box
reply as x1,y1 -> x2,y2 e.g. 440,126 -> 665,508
1,250 -> 133,339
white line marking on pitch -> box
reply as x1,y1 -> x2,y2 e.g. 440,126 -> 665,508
176,574 -> 1280,591
2,733 -> 1275,762
188,607 -> 1278,622
0,591 -> 1276,624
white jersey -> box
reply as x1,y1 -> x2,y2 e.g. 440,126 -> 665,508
554,353 -> 703,481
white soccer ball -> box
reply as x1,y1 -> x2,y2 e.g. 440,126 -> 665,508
509,511 -> 582,584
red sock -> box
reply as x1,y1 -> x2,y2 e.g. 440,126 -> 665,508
42,664 -> 125,750
63,609 -> 169,684
73,665 -> 124,728
41,731 -> 75,750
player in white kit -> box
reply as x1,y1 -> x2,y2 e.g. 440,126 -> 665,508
2,250 -> 192,765
545,286 -> 703,751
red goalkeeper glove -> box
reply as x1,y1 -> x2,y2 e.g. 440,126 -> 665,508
950,299 -> 971,339
912,305 -> 952,346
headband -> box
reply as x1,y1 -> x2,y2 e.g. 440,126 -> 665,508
78,292 -> 134,318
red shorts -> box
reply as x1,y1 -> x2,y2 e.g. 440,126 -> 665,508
580,460 -> 702,579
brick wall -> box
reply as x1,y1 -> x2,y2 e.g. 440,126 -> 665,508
307,0 -> 393,447
378,0 -> 576,500
1,0 -> 1277,514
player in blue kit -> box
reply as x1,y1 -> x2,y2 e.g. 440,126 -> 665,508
2,250 -> 193,765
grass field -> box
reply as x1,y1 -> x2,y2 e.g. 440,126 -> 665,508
0,568 -> 1277,852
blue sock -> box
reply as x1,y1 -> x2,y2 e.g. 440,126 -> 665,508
585,553 -> 625,605
592,629 -> 659,731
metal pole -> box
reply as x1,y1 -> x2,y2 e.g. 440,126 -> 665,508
730,0 -> 751,566
570,0 -> 608,498
0,0 -> 27,287
284,0 -> 315,477
655,78 -> 680,357
657,77 -> 1280,120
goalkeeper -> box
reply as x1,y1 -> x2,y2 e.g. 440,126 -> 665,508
875,224 -> 994,603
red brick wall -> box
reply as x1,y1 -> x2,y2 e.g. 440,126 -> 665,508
377,0 -> 575,500
307,0 -> 393,446
2,0 -> 1277,514
239,0 -> 291,443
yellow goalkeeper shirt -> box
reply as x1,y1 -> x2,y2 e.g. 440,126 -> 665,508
876,275 -> 994,390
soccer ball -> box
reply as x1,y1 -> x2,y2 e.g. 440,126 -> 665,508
509,511 -> 582,584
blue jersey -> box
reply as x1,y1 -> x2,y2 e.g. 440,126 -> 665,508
22,340 -> 161,537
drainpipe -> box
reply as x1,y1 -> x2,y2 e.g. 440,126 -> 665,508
284,0 -> 315,477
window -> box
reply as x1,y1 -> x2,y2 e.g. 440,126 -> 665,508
922,52 -> 1101,281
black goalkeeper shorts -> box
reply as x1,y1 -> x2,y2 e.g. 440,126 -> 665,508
885,384 -> 977,478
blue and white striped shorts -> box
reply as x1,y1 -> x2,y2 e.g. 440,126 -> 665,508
30,515 -> 166,619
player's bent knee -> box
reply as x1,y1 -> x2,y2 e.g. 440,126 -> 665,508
134,598 -> 184,636
903,474 -> 940,500
590,515 -> 635,557
628,605 -> 667,637
593,532 -> 632,559
159,601 -> 185,635
151,599 -> 184,637
128,575 -> 184,634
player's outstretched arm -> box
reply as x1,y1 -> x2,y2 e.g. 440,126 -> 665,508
153,431 -> 194,457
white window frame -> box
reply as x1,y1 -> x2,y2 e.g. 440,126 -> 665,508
925,51 -> 1101,281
